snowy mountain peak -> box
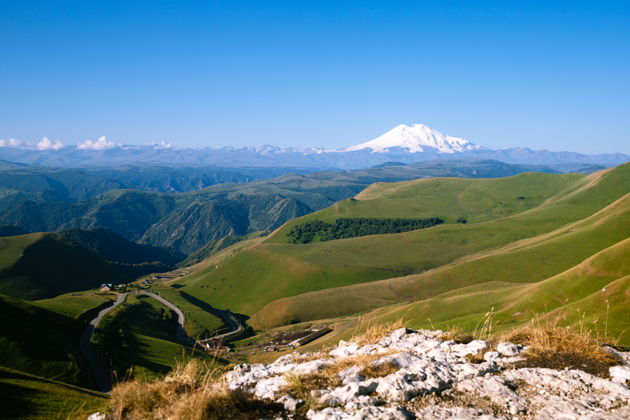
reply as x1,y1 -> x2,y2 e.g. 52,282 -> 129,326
345,123 -> 480,154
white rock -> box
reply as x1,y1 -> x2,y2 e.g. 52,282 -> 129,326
456,376 -> 526,414
253,375 -> 288,400
87,413 -> 106,420
605,346 -> 630,366
276,394 -> 303,411
329,341 -> 360,358
414,406 -> 500,419
223,328 -> 630,419
483,351 -> 500,362
610,365 -> 630,383
339,365 -> 365,384
452,340 -> 486,356
496,342 -> 523,357
308,405 -> 413,420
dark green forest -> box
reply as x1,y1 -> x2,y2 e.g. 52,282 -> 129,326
287,217 -> 444,243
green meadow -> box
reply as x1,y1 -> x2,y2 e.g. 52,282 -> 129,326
175,163 -> 629,344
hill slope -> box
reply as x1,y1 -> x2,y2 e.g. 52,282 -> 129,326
0,160 -> 562,255
0,233 -> 121,300
0,295 -> 94,386
0,366 -> 106,420
172,163 -> 629,344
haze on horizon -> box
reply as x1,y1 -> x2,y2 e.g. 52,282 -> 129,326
1,1 -> 629,154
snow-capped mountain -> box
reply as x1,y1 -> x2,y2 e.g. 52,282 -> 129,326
345,124 -> 481,154
0,123 -> 627,168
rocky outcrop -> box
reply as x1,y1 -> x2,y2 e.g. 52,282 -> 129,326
225,328 -> 630,419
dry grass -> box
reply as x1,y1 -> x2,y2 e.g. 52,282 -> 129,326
352,318 -> 405,346
282,350 -> 398,408
440,326 -> 474,344
295,351 -> 328,363
359,359 -> 399,378
106,359 -> 283,420
500,318 -> 620,377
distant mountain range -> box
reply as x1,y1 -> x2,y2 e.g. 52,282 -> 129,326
1,124 -> 627,168
0,159 -> 571,258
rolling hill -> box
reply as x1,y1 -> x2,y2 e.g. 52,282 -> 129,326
0,229 -> 178,300
0,366 -> 106,420
0,295 -> 94,386
0,233 -> 120,300
172,162 -> 629,343
0,159 -> 562,255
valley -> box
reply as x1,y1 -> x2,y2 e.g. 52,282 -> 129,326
0,159 -> 628,418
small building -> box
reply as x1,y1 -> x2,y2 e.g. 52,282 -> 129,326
99,283 -> 113,292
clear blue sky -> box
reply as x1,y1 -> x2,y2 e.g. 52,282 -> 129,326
1,0 -> 628,153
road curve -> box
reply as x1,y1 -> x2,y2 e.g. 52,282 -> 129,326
197,308 -> 244,346
81,289 -> 238,392
137,291 -> 192,345
79,292 -> 128,392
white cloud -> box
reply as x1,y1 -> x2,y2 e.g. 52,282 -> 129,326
76,136 -> 121,150
35,137 -> 64,150
0,138 -> 23,148
145,140 -> 172,149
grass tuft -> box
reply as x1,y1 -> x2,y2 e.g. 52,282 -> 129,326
352,318 -> 405,346
500,318 -> 620,377
440,326 -> 474,344
106,359 -> 284,420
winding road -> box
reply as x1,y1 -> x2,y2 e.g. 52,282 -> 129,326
197,308 -> 244,347
80,289 -> 242,392
79,292 -> 129,392
138,291 -> 193,345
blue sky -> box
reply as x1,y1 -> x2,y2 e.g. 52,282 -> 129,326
1,0 -> 629,153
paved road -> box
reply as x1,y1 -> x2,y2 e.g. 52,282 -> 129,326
140,291 -> 244,347
79,292 -> 128,392
81,289 -> 242,391
137,291 -> 192,345
81,290 -> 196,392
197,308 -> 244,346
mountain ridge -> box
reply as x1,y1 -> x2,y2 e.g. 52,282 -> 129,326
1,124 -> 627,168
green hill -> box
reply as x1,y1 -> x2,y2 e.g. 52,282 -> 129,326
34,290 -> 116,321
0,366 -> 106,420
58,227 -> 182,278
250,195 -> 629,336
0,160 -> 561,256
0,228 -> 184,300
172,163 -> 629,343
0,233 -> 122,300
0,295 -> 94,386
341,236 -> 630,344
92,294 -> 213,380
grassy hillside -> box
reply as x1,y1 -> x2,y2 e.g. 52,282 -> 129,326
250,191 -> 630,328
0,160 -> 560,256
0,295 -> 93,386
269,171 -> 584,242
59,227 -> 182,278
92,294 -> 211,380
0,232 -> 43,271
180,164 -> 628,318
149,286 -> 227,338
34,290 -> 116,320
0,366 -> 106,420
0,233 -> 123,300
347,237 -> 630,344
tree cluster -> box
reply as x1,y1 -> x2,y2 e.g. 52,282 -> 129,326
287,217 -> 444,243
